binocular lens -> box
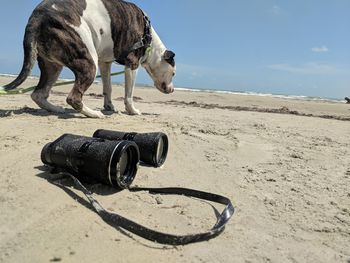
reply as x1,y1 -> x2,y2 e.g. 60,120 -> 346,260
119,151 -> 129,177
156,137 -> 165,165
116,146 -> 139,188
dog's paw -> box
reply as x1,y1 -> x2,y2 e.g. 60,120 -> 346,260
88,110 -> 106,119
104,103 -> 115,112
81,104 -> 106,118
125,106 -> 141,116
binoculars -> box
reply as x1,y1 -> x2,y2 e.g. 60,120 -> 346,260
41,130 -> 169,189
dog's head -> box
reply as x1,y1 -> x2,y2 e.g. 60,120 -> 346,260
142,48 -> 176,94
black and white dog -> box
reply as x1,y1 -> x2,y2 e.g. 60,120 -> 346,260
2,0 -> 176,118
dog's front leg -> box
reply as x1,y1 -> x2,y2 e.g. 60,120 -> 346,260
124,67 -> 141,115
99,62 -> 115,112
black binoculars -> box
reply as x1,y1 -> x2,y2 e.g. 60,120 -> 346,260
41,130 -> 169,189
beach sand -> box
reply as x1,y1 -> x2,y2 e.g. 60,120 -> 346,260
0,75 -> 349,263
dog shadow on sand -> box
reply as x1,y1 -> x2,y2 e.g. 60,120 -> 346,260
0,106 -> 83,119
0,106 -> 119,119
0,106 -> 160,119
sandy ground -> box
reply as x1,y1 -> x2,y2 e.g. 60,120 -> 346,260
0,75 -> 349,263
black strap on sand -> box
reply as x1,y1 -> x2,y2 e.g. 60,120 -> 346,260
66,173 -> 234,245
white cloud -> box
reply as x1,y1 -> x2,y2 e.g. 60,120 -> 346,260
268,62 -> 346,75
271,5 -> 282,15
311,46 -> 329,53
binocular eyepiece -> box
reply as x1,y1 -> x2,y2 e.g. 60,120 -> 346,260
93,130 -> 168,168
41,134 -> 140,189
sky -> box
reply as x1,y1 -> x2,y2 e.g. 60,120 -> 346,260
0,1 -> 349,99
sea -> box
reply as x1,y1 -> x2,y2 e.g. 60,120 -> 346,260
0,73 -> 345,104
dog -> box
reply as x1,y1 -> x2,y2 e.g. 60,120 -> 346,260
2,0 -> 176,118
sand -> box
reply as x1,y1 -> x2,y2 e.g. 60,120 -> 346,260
0,75 -> 349,263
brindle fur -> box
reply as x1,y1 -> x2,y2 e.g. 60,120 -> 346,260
101,0 -> 148,69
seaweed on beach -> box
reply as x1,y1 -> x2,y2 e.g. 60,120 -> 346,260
158,100 -> 350,122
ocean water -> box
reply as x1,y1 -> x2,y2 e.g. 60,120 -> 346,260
0,73 -> 345,104
173,87 -> 345,104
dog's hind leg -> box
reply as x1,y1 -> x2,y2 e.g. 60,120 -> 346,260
66,59 -> 105,119
99,61 -> 115,112
31,57 -> 65,113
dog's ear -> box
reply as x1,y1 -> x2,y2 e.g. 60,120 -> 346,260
125,52 -> 140,70
163,50 -> 175,67
163,50 -> 175,60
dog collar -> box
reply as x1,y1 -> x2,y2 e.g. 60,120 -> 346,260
115,12 -> 152,67
140,47 -> 152,64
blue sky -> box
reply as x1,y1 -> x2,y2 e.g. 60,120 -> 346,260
0,1 -> 349,99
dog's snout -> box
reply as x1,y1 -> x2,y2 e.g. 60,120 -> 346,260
156,82 -> 174,94
161,82 -> 167,92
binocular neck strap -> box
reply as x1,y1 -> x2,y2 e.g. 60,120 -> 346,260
67,173 -> 234,246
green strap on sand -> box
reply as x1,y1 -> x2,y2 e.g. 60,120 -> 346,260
0,71 -> 125,95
